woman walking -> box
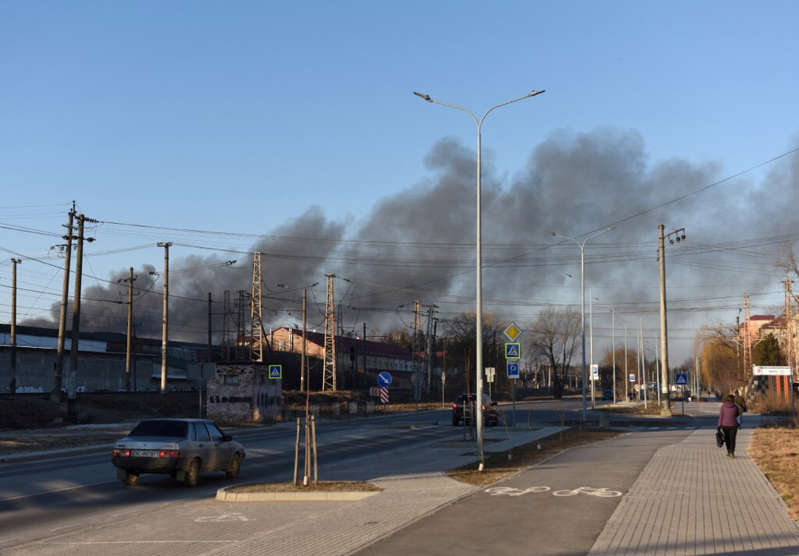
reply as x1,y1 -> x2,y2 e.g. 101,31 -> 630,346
718,394 -> 740,458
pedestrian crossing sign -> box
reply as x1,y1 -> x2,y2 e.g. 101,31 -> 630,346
675,373 -> 688,385
505,342 -> 521,360
268,364 -> 282,379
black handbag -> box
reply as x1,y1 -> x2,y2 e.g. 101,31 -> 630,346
715,427 -> 724,448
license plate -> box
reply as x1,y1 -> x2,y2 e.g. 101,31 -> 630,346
132,449 -> 158,457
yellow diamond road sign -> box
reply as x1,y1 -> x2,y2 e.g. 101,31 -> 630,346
503,321 -> 522,342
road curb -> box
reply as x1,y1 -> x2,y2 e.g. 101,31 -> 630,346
216,484 -> 381,502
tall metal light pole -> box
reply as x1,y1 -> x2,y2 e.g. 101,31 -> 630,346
414,88 -> 545,470
611,304 -> 616,405
551,227 -> 612,420
589,288 -> 595,408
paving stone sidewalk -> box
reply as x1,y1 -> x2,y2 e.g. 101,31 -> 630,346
589,429 -> 799,555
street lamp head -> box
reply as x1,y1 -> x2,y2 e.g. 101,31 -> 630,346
528,89 -> 546,97
413,91 -> 433,102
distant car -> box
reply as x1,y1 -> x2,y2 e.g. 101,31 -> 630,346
111,418 -> 245,487
452,393 -> 499,426
602,389 -> 613,401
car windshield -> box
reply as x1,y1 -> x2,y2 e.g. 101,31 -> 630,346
129,420 -> 188,438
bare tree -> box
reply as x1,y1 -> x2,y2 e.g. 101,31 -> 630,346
528,308 -> 580,387
694,325 -> 743,394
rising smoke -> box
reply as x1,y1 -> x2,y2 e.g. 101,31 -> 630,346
24,128 -> 799,361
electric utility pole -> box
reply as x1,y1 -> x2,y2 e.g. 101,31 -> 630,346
207,292 -> 213,362
68,214 -> 95,416
300,288 -> 307,392
51,205 -> 75,402
611,306 -> 616,404
424,304 -> 439,394
119,267 -> 137,392
743,295 -> 752,377
322,273 -> 337,391
412,300 -> 421,401
158,242 -> 172,393
784,280 -> 794,375
9,258 -> 21,394
590,289 -> 594,408
624,325 -> 628,402
658,224 -> 685,412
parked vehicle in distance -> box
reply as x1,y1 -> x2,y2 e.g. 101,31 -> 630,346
111,418 -> 245,487
452,393 -> 499,426
602,389 -> 613,400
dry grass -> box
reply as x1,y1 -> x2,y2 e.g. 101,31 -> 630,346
446,428 -> 619,487
750,427 -> 799,521
227,481 -> 381,493
748,397 -> 798,417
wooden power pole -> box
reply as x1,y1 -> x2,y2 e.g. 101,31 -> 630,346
119,267 -> 137,391
68,214 -> 93,415
784,280 -> 794,373
157,242 -> 172,393
52,206 -> 75,402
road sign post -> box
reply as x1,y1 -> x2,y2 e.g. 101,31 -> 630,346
675,373 -> 690,415
485,367 -> 495,398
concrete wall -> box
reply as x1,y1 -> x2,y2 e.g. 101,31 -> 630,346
0,346 -> 208,393
206,363 -> 282,423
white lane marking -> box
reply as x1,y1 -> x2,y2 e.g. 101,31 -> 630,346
37,540 -> 241,545
194,512 -> 252,522
0,480 -> 116,502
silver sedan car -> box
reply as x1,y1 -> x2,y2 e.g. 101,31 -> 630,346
111,418 -> 245,487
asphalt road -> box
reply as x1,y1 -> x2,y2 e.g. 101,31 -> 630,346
0,398 -> 722,552
0,406 -> 504,551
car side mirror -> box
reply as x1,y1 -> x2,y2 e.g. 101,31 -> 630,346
222,434 -> 232,442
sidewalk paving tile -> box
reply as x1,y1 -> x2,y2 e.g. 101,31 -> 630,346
589,429 -> 799,555
203,473 -> 476,556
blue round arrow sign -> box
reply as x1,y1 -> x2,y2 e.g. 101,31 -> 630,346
377,372 -> 392,387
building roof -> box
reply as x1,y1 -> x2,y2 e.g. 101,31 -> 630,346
272,327 -> 412,359
0,323 -> 210,351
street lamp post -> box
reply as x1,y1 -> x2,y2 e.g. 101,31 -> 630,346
415,89 -> 545,470
551,228 -> 612,420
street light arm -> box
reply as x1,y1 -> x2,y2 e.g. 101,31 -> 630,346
582,226 -> 614,245
479,90 -> 546,126
428,98 -> 479,126
550,231 -> 581,249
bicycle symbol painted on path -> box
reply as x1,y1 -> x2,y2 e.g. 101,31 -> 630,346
485,485 -> 623,498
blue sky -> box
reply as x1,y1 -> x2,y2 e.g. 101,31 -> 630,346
2,1 -> 798,362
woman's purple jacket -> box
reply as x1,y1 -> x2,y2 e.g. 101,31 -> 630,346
718,401 -> 739,427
